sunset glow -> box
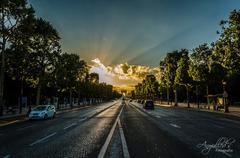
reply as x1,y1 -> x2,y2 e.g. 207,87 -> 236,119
90,58 -> 160,88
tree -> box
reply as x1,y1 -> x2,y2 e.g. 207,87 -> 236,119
135,83 -> 143,98
89,73 -> 99,84
5,12 -> 36,113
189,43 -> 212,108
175,50 -> 192,108
5,46 -> 30,113
26,18 -> 61,106
0,0 -> 34,115
54,53 -> 87,107
158,61 -> 166,103
161,50 -> 184,105
211,9 -> 240,112
131,90 -> 135,99
214,10 -> 240,75
145,74 -> 158,99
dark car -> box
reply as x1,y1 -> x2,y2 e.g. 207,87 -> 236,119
141,100 -> 145,104
137,99 -> 141,103
143,100 -> 154,109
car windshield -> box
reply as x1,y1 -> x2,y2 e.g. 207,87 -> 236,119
33,106 -> 47,111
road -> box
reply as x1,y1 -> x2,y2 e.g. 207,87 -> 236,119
1,100 -> 240,158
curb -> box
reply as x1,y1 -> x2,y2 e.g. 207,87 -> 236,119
0,101 -> 116,127
155,103 -> 240,118
0,104 -> 99,120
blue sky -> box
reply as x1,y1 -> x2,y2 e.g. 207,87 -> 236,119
29,0 -> 240,66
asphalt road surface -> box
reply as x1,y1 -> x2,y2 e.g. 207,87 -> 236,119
1,100 -> 240,158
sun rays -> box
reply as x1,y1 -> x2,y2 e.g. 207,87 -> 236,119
90,58 -> 160,87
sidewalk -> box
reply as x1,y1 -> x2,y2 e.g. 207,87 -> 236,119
0,107 -> 28,120
155,101 -> 240,118
0,102 -> 100,120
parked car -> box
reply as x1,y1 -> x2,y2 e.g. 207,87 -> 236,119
143,100 -> 154,109
29,105 -> 56,120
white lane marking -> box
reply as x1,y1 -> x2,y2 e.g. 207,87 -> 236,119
79,117 -> 87,122
29,132 -> 57,146
170,123 -> 181,128
3,154 -> 11,158
86,103 -> 118,119
17,125 -> 34,131
118,119 -> 130,158
63,122 -> 77,130
97,104 -> 124,158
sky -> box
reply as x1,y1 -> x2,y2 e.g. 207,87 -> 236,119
28,0 -> 240,87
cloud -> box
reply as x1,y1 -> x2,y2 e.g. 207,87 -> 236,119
90,58 -> 114,84
90,58 -> 160,87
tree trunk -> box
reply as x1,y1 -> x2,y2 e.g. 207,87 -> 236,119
196,85 -> 199,109
19,79 -> 24,114
167,87 -> 170,105
36,83 -> 42,106
224,98 -> 229,113
0,35 -> 6,116
57,96 -> 60,110
160,89 -> 163,104
27,90 -> 32,116
174,88 -> 178,106
78,92 -> 80,106
206,85 -> 209,109
70,88 -> 73,108
186,86 -> 190,108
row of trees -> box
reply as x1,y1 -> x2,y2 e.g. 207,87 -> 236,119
134,74 -> 159,99
0,0 -> 120,115
134,10 -> 240,111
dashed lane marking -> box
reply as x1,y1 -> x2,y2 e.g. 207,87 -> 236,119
79,117 -> 87,122
63,122 -> 77,130
170,123 -> 181,128
29,132 -> 57,146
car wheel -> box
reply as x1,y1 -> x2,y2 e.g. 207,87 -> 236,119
44,114 -> 48,120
